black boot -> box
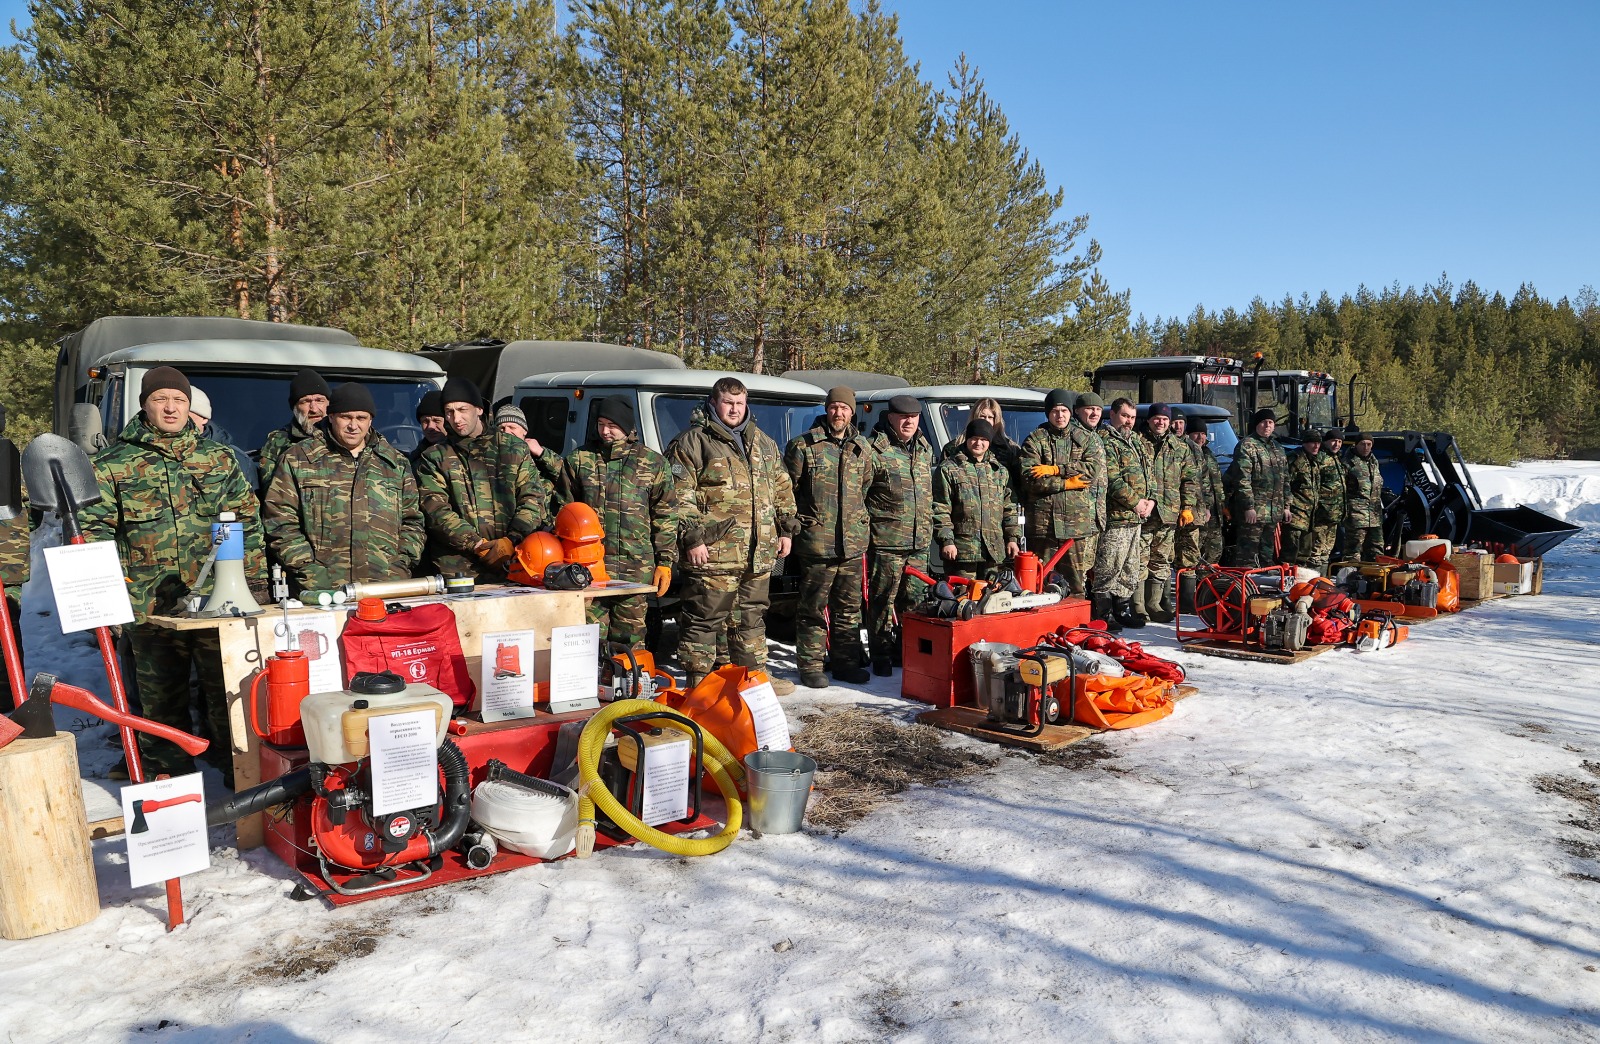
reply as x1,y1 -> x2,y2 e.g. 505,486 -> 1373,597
832,664 -> 871,685
1116,596 -> 1146,629
872,656 -> 894,677
1092,594 -> 1123,633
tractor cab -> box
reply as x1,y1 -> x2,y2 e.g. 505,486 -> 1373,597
1247,369 -> 1353,444
1090,356 -> 1246,434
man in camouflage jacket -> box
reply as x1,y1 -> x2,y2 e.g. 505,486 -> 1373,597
933,419 -> 1020,581
257,368 -> 332,491
1019,389 -> 1100,597
864,395 -> 934,676
1136,403 -> 1200,623
556,397 -> 677,654
1280,430 -> 1324,567
1180,416 -> 1227,567
1093,398 -> 1154,631
262,383 -> 424,593
1225,408 -> 1290,567
1346,432 -> 1385,560
783,387 -> 879,687
81,367 -> 265,781
414,378 -> 550,581
670,377 -> 798,691
1308,429 -> 1348,574
0,404 -> 25,712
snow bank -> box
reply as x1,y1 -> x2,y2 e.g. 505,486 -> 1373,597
1470,459 -> 1600,523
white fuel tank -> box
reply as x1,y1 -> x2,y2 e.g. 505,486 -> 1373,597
300,672 -> 453,765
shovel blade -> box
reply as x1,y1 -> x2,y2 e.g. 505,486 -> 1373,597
0,439 -> 20,521
21,433 -> 102,513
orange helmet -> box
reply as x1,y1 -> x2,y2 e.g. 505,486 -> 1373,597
507,532 -> 565,586
556,502 -> 605,544
1494,553 -> 1520,564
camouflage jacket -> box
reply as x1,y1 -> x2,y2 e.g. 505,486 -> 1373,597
1346,454 -> 1385,528
1138,428 -> 1200,528
257,416 -> 319,492
865,421 -> 935,552
1226,434 -> 1288,518
1194,443 -> 1225,522
933,447 -> 1019,563
1314,450 -> 1348,527
415,428 -> 550,579
1101,425 -> 1154,528
1019,421 -> 1105,540
942,434 -> 1022,490
558,436 -> 678,574
81,416 -> 265,620
784,422 -> 877,561
669,414 -> 798,576
1285,448 -> 1322,530
262,427 -> 424,592
0,510 -> 29,590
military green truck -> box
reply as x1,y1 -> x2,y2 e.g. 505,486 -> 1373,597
56,316 -> 445,456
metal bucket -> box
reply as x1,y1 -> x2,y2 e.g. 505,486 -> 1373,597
743,750 -> 817,834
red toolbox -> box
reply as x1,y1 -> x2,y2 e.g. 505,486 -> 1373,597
900,598 -> 1092,708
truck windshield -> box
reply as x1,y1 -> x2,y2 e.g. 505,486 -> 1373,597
936,402 -> 1047,448
178,373 -> 437,455
655,395 -> 822,450
1302,385 -> 1336,430
1205,417 -> 1238,463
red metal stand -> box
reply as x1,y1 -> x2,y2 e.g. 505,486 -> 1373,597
899,598 -> 1092,709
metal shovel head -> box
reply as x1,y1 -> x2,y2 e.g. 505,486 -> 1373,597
21,432 -> 102,513
0,439 -> 20,521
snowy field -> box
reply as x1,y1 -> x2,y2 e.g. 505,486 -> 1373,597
2,463 -> 1599,1043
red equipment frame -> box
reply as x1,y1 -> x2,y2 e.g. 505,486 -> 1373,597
1174,564 -> 1295,647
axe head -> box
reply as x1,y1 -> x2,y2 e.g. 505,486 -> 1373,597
3,675 -> 58,740
130,798 -> 149,834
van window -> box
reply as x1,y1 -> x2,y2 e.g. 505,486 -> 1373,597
583,395 -> 635,444
159,373 -> 434,454
655,395 -> 819,450
936,402 -> 1046,449
517,395 -> 571,452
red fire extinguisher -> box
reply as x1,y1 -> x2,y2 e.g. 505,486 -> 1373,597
1014,551 -> 1041,594
249,648 -> 310,747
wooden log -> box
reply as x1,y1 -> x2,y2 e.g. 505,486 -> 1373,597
0,733 -> 99,939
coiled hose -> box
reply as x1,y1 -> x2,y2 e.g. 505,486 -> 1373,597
575,699 -> 745,858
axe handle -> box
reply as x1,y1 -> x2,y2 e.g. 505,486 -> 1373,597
50,680 -> 210,757
141,794 -> 202,813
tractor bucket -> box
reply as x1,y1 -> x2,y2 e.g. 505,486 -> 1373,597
1467,506 -> 1583,559
21,433 -> 102,515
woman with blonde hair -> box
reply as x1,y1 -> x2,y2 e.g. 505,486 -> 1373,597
942,397 -> 1022,489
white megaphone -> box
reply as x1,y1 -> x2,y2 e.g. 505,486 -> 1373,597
193,511 -> 263,617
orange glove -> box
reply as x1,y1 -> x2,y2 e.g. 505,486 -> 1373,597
1029,464 -> 1061,479
1060,475 -> 1089,490
479,537 -> 517,565
653,565 -> 672,597
1179,509 -> 1194,526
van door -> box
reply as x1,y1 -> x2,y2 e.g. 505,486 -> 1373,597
517,393 -> 574,453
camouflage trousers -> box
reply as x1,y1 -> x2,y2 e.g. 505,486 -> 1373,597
794,555 -> 865,674
678,570 -> 770,685
947,559 -> 1005,583
585,561 -> 651,653
1351,525 -> 1384,562
1031,533 -> 1097,596
129,623 -> 229,778
1280,526 -> 1311,566
1176,521 -> 1223,569
1227,521 -> 1281,567
1093,524 -> 1142,598
866,549 -> 930,662
1301,526 -> 1339,574
1139,522 -> 1177,580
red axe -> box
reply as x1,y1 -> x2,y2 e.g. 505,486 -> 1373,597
129,793 -> 202,834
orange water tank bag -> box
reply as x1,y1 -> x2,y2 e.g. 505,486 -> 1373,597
659,664 -> 790,795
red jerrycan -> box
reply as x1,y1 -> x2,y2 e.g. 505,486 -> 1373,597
250,648 -> 310,747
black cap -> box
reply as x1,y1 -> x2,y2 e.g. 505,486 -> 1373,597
1147,402 -> 1171,419
1322,428 -> 1344,442
1044,388 -> 1074,410
1074,392 -> 1104,409
887,394 -> 921,415
288,368 -> 332,407
415,390 -> 444,422
1349,431 -> 1372,443
441,377 -> 483,409
597,397 -> 635,430
327,382 -> 376,417
140,365 -> 191,404
965,418 -> 997,441
1250,407 -> 1276,427
1301,429 -> 1322,444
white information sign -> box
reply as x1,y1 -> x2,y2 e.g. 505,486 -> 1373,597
479,628 -> 538,722
43,541 -> 135,633
740,681 -> 792,752
121,773 -> 209,889
638,735 -> 692,827
274,611 -> 343,693
368,709 -> 439,817
548,623 -> 601,704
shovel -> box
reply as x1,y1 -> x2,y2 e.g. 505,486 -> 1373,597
0,428 -> 26,707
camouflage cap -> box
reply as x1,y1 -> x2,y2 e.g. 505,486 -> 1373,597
1074,392 -> 1104,409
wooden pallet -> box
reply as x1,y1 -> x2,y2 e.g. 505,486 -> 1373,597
917,685 -> 1198,751
1180,640 -> 1334,664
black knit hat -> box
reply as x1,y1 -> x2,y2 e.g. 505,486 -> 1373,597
140,365 -> 191,404
1301,429 -> 1323,444
1044,388 -> 1074,411
1074,392 -> 1104,409
1322,428 -> 1344,442
415,390 -> 444,422
965,418 -> 997,441
441,377 -> 483,409
288,368 -> 332,407
1147,402 -> 1171,419
327,382 -> 376,417
597,397 -> 635,430
1250,407 -> 1276,427
1349,431 -> 1372,443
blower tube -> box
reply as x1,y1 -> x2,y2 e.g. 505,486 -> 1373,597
575,699 -> 745,859
205,768 -> 313,827
427,739 -> 472,858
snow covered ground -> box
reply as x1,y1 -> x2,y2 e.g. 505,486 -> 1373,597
3,464 -> 1599,1043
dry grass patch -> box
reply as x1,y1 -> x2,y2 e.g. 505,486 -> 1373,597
794,707 -> 993,831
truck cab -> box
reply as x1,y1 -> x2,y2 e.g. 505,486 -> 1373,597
1090,356 -> 1246,434
1248,369 -> 1344,444
56,316 -> 445,456
854,384 -> 1048,456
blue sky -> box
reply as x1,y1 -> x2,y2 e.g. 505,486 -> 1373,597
4,1 -> 1594,321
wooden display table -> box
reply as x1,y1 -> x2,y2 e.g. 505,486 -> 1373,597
145,581 -> 651,849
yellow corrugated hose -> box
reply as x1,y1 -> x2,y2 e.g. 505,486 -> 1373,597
575,699 -> 745,858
